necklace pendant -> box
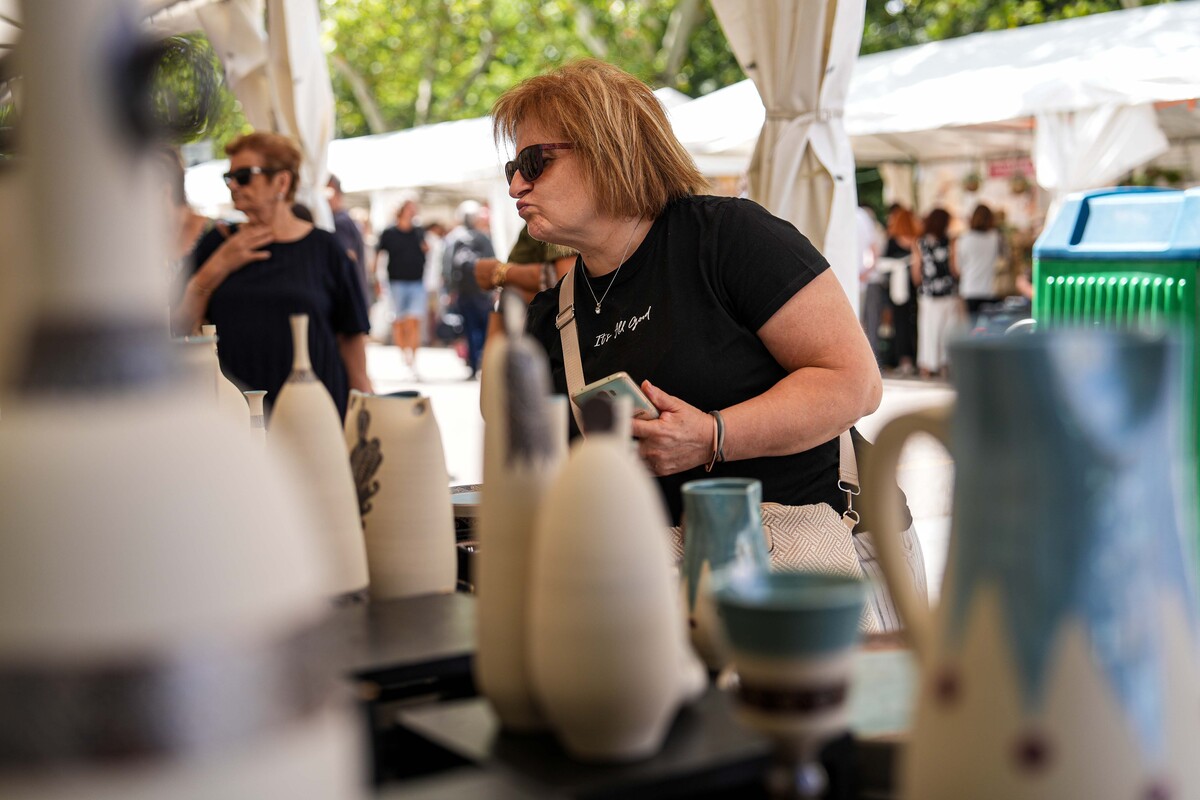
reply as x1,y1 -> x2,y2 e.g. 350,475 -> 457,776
595,304 -> 602,314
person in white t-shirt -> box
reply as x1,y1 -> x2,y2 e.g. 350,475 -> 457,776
956,204 -> 1003,321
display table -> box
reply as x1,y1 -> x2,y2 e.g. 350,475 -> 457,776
327,592 -> 913,797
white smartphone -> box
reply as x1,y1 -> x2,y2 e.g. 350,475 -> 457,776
571,371 -> 660,420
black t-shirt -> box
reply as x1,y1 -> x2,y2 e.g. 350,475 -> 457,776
526,195 -> 844,524
917,235 -> 956,297
189,226 -> 370,419
378,225 -> 427,282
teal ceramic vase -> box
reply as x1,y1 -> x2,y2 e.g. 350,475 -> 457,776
680,478 -> 771,669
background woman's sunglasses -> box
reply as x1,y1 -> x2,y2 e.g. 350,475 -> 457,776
223,166 -> 278,187
504,143 -> 574,184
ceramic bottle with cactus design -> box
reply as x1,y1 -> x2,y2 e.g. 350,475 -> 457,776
343,389 -> 456,599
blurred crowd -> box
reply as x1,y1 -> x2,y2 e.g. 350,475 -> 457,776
856,200 -> 1037,380
160,130 -> 1044,397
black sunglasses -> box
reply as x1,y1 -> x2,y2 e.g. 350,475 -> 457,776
504,143 -> 574,184
223,166 -> 278,187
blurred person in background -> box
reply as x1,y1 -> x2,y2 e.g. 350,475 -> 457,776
171,131 -> 372,418
374,199 -> 428,374
475,223 -> 577,350
152,146 -> 212,298
422,220 -> 448,345
956,203 -> 1003,324
883,204 -> 920,377
445,200 -> 494,379
911,207 -> 960,380
856,203 -> 888,366
327,174 -> 369,305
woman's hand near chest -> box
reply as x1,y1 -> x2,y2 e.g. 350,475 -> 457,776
631,381 -> 714,476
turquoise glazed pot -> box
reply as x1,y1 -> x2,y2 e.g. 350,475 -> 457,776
680,478 -> 771,669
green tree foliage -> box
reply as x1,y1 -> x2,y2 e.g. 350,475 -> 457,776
321,0 -> 743,138
179,0 -> 1171,148
861,0 -> 1174,54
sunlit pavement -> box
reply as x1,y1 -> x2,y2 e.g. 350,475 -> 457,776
367,342 -> 955,597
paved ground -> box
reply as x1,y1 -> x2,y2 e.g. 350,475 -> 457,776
367,342 -> 955,597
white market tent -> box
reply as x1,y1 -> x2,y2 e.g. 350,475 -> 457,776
195,2 -> 1199,228
674,1 -> 1200,207
184,87 -> 711,256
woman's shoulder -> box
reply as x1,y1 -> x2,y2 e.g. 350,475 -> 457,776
666,194 -> 770,222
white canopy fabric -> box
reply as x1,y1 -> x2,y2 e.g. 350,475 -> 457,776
191,0 -> 273,131
674,2 -> 1200,170
264,0 -> 336,228
1035,102 -> 1170,212
712,0 -> 865,312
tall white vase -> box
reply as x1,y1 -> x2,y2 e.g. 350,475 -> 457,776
1,0 -> 364,795
476,319 -> 564,732
201,323 -> 252,426
271,314 -> 370,603
344,390 -> 456,599
528,399 -> 706,761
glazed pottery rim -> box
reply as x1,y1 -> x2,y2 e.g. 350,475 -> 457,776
713,571 -> 866,611
682,477 -> 761,495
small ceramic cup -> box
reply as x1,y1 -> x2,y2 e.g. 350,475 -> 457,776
714,571 -> 866,796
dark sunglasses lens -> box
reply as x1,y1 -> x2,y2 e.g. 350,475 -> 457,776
517,146 -> 544,182
504,160 -> 517,184
224,168 -> 254,186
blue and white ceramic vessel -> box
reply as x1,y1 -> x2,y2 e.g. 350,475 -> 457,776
865,329 -> 1200,799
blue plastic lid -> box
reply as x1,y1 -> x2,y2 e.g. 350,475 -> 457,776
1034,186 -> 1200,261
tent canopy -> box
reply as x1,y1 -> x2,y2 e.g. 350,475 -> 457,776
674,1 -> 1200,166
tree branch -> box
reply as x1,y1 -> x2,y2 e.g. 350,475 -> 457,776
448,38 -> 498,111
331,53 -> 387,134
574,5 -> 609,59
659,0 -> 703,85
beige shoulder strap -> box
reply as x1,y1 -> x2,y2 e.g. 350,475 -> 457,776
839,429 -> 861,529
556,264 -> 586,432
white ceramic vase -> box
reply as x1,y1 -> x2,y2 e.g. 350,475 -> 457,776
528,400 -> 706,761
201,323 -> 252,426
344,390 -> 456,599
245,389 -> 268,447
475,322 -> 564,732
1,1 -> 364,795
271,314 -> 370,603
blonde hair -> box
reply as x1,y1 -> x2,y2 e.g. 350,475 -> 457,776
492,59 -> 707,219
225,132 -> 302,202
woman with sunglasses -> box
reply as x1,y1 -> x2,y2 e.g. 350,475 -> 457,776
492,60 -> 883,527
171,132 -> 372,419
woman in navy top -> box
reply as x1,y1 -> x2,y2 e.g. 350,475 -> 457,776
172,132 -> 371,418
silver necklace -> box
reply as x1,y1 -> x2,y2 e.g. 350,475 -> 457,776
581,219 -> 641,315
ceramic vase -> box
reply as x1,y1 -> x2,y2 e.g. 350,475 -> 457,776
271,314 -> 370,603
475,320 -> 564,732
344,390 -> 456,599
680,478 -> 771,670
528,398 -> 706,761
201,323 -> 252,426
0,1 -> 364,796
863,330 -> 1200,799
245,389 -> 268,446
